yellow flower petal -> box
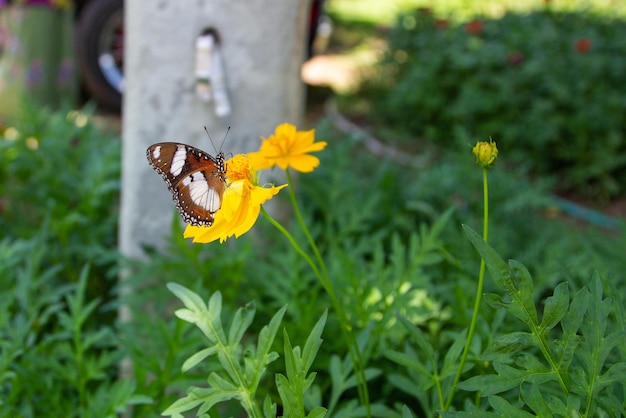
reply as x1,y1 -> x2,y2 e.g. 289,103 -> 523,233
249,123 -> 327,173
183,155 -> 286,244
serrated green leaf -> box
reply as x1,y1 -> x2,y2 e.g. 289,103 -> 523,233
307,406 -> 327,418
207,372 -> 238,391
522,382 -> 568,416
303,371 -> 317,392
513,352 -> 549,373
302,310 -> 327,373
283,330 -> 298,382
482,332 -> 535,361
596,360 -> 626,392
194,387 -> 241,416
483,292 -> 507,309
385,349 -> 431,377
562,288 -> 589,336
174,308 -> 198,324
557,287 -> 589,377
276,373 -> 290,397
520,382 -> 551,417
598,330 -> 626,374
228,301 -> 255,347
540,282 -> 569,333
162,395 -> 204,415
595,391 -> 626,417
206,292 -> 224,331
506,260 -> 538,326
462,225 -> 510,289
578,273 -> 613,413
488,395 -> 535,417
256,305 -> 287,364
182,347 -> 218,372
566,394 -> 581,413
278,314 -> 326,418
459,361 -> 553,396
463,226 -> 538,326
263,394 -> 276,418
167,282 -> 207,313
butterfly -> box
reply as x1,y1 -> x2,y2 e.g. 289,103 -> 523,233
146,142 -> 227,226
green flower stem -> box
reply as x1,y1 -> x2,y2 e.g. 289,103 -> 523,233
261,207 -> 322,285
262,169 -> 371,417
261,207 -> 369,410
284,169 -> 370,416
445,168 -> 489,410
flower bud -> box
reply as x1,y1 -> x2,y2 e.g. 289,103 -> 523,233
472,140 -> 498,169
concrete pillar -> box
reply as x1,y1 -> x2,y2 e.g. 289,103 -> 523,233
119,0 -> 310,258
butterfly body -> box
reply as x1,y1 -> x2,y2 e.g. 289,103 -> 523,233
147,142 -> 226,226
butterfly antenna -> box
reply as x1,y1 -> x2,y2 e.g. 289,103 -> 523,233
204,126 -> 231,153
203,126 -> 218,153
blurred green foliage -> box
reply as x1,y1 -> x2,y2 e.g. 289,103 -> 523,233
348,9 -> 626,199
1,100 -> 624,415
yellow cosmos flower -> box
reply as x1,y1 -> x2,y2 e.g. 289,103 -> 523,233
248,123 -> 327,173
184,154 -> 286,243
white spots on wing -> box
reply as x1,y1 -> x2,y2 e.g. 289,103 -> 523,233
185,172 -> 222,213
152,145 -> 161,160
170,145 -> 187,176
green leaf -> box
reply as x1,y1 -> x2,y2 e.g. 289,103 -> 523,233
161,395 -> 203,416
463,225 -> 510,288
402,405 -> 416,418
282,331 -> 298,385
228,301 -> 255,346
397,314 -> 434,358
488,395 -> 535,417
595,357 -> 626,392
463,226 -> 538,326
482,332 -> 535,361
277,311 -> 327,418
307,406 -> 327,418
302,310 -> 327,373
539,282 -> 569,334
506,260 -> 538,326
385,349 -> 432,377
167,282 -> 207,314
520,382 -> 551,416
181,347 -> 218,372
263,394 -> 276,418
441,329 -> 468,378
556,287 -> 589,376
256,305 -> 287,364
459,361 -> 553,396
578,273 -> 612,413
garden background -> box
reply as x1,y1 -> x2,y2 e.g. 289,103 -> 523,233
1,0 -> 626,416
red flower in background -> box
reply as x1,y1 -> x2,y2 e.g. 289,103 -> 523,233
465,20 -> 484,35
575,37 -> 592,53
435,19 -> 449,30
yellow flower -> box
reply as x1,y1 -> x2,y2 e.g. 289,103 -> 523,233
248,123 -> 327,172
184,154 -> 286,243
472,139 -> 498,169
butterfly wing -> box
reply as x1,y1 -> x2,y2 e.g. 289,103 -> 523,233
147,142 -> 226,226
